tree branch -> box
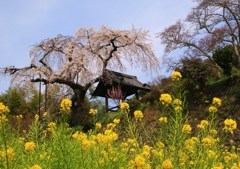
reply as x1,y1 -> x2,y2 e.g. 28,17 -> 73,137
31,77 -> 84,90
4,64 -> 37,75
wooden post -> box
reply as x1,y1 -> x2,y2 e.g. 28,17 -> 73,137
38,76 -> 41,119
135,91 -> 139,100
44,83 -> 48,112
105,96 -> 108,113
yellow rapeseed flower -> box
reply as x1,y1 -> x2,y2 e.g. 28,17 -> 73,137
95,122 -> 102,129
106,123 -> 116,129
173,99 -> 182,106
60,98 -> 72,113
113,118 -> 120,124
128,160 -> 135,168
197,120 -> 209,130
130,148 -> 136,153
25,142 -> 35,151
134,110 -> 144,121
224,118 -> 237,134
82,139 -> 96,149
178,150 -> 189,164
210,129 -> 218,136
47,122 -> 57,133
34,114 -> 39,121
134,155 -> 146,167
30,165 -> 42,169
224,152 -> 238,163
120,102 -> 129,110
72,131 -> 79,139
42,112 -> 48,117
159,117 -> 168,123
157,142 -> 165,149
143,145 -> 151,152
160,93 -> 172,106
184,138 -> 198,153
0,102 -> 10,115
77,132 -> 87,141
212,97 -> 222,107
142,145 -> 151,158
162,159 -> 173,169
104,130 -> 118,142
48,122 -> 56,128
201,136 -> 216,148
0,148 -> 15,160
171,71 -> 182,81
208,106 -> 218,113
127,139 -> 139,148
212,163 -> 224,169
208,150 -> 217,159
19,137 -> 25,143
89,108 -> 98,116
182,124 -> 192,134
120,142 -> 128,151
231,163 -> 240,169
174,106 -> 183,113
0,115 -> 8,123
16,114 -> 23,120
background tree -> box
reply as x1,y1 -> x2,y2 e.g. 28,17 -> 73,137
2,26 -> 159,127
212,45 -> 238,76
0,86 -> 29,115
181,57 -> 212,89
0,84 -> 42,115
158,0 -> 240,70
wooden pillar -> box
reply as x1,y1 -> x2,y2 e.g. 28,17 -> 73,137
135,90 -> 139,100
105,97 -> 108,113
38,80 -> 41,118
44,83 -> 48,112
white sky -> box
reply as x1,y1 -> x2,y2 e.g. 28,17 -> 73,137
0,0 -> 196,93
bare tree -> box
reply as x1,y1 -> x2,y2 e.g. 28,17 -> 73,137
158,0 -> 240,70
1,26 -> 159,127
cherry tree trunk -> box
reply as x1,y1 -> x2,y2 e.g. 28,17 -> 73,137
70,88 -> 92,130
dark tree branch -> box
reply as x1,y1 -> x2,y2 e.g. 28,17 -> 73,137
4,64 -> 37,75
31,77 -> 84,90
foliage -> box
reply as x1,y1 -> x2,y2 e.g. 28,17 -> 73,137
0,85 -> 40,115
213,46 -> 237,76
231,67 -> 240,79
181,57 -> 212,88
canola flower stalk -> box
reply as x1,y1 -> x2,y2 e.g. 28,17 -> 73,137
120,102 -> 140,148
0,102 -> 10,169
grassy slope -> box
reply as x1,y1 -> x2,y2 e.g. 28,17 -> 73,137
139,75 -> 240,144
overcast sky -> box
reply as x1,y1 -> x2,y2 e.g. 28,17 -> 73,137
0,0 -> 195,93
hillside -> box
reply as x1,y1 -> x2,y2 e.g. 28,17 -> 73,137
138,72 -> 240,145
